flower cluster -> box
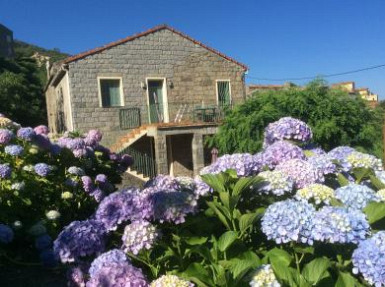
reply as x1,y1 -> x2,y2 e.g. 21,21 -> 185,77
296,184 -> 335,205
377,189 -> 385,201
17,127 -> 36,141
150,275 -> 195,287
0,163 -> 12,178
261,199 -> 315,244
335,184 -> 380,210
256,170 -> 293,196
0,224 -> 14,244
89,249 -> 130,277
307,154 -> 336,176
68,166 -> 85,176
0,129 -> 13,145
311,206 -> 370,244
276,159 -> 323,189
249,265 -> 281,287
4,144 -> 24,156
53,220 -> 106,263
122,220 -> 159,255
352,231 -> 385,286
262,140 -> 305,168
327,146 -> 355,171
200,153 -> 263,177
346,151 -> 383,171
263,117 -> 312,147
34,163 -> 54,177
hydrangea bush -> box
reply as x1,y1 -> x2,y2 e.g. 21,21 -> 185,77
0,114 -> 132,265
8,116 -> 385,286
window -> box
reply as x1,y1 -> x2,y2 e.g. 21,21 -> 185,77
99,78 -> 123,107
216,80 -> 231,107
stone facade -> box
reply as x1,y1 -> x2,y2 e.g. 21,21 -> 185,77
47,27 -> 246,146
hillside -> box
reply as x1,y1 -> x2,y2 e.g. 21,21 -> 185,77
13,40 -> 69,85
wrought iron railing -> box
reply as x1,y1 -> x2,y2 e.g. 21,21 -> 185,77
119,108 -> 141,129
118,146 -> 156,179
147,102 -> 230,124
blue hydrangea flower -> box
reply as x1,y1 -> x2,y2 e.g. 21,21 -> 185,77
17,127 -> 36,141
122,220 -> 160,255
94,191 -> 141,231
53,220 -> 106,263
86,262 -> 148,287
4,144 -> 24,156
249,265 -> 281,287
81,176 -> 94,193
68,166 -> 85,176
311,206 -> 370,244
34,134 -> 52,150
375,170 -> 385,185
193,175 -> 212,197
255,170 -> 293,196
261,199 -> 316,244
327,146 -> 356,171
262,140 -> 305,168
34,163 -> 53,177
0,224 -> 14,243
35,234 -> 53,250
67,138 -> 86,150
352,231 -> 385,286
0,164 -> 12,179
151,275 -> 195,287
0,129 -> 13,144
263,117 -> 312,147
89,249 -> 129,277
276,159 -> 324,189
335,184 -> 380,210
144,174 -> 182,192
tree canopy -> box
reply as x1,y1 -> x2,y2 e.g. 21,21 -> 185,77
208,80 -> 384,158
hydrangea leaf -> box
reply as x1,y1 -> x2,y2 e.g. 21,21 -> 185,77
335,271 -> 358,287
184,237 -> 208,246
302,257 -> 331,284
181,263 -> 213,287
337,173 -> 350,186
352,167 -> 372,183
218,231 -> 238,252
363,202 -> 385,225
239,212 -> 261,234
369,174 -> 385,190
267,248 -> 292,267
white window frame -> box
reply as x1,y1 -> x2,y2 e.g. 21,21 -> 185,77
215,79 -> 232,106
145,77 -> 169,123
97,76 -> 125,107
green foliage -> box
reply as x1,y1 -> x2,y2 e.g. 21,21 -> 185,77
209,79 -> 384,158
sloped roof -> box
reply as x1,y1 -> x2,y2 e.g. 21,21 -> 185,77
63,24 -> 248,70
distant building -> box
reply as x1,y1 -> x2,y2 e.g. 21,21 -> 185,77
331,81 -> 379,107
0,24 -> 14,58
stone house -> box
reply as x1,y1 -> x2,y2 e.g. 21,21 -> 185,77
45,25 -> 248,180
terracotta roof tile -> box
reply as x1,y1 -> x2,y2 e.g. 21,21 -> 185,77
63,24 -> 248,70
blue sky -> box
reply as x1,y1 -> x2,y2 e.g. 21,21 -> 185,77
2,0 -> 385,98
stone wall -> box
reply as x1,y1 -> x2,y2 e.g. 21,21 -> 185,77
67,29 -> 246,146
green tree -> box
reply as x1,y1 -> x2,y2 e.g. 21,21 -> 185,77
0,56 -> 47,126
209,80 -> 384,158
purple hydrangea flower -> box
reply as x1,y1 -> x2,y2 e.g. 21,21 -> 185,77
311,206 -> 370,244
262,140 -> 305,168
139,187 -> 197,224
34,134 -> 52,150
68,138 -> 86,150
0,224 -> 14,243
327,146 -> 356,171
261,199 -> 316,245
86,262 -> 148,287
34,125 -> 49,135
84,130 -> 102,147
352,231 -> 385,286
89,249 -> 129,277
90,187 -> 105,202
335,184 -> 380,210
200,153 -> 263,177
122,220 -> 159,255
144,174 -> 182,192
193,175 -> 212,197
53,220 -> 106,263
34,163 -> 53,177
150,275 -> 195,287
68,166 -> 85,176
17,127 -> 36,141
276,159 -> 323,189
120,154 -> 133,168
307,154 -> 337,176
95,174 -> 108,184
4,144 -> 24,156
73,148 -> 87,158
0,164 -> 12,178
263,117 -> 312,147
67,266 -> 86,287
0,129 -> 13,144
81,176 -> 94,193
57,136 -> 72,148
94,191 -> 140,231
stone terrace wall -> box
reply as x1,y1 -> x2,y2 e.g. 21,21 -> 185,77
67,29 -> 246,146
